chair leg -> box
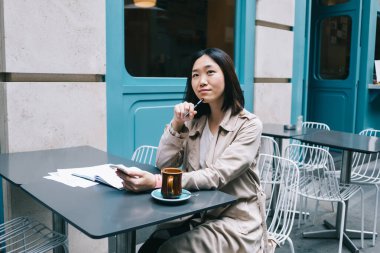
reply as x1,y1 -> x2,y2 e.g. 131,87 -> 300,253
286,237 -> 295,253
298,195 -> 307,228
298,195 -> 302,228
313,200 -> 319,225
338,201 -> 345,253
302,196 -> 308,225
373,185 -> 379,246
360,188 -> 364,249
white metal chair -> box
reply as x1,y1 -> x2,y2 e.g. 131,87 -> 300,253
350,128 -> 380,246
0,216 -> 68,253
131,145 -> 158,166
285,144 -> 364,253
302,121 -> 330,131
293,121 -> 334,222
260,136 -> 280,157
258,154 -> 299,253
292,121 -> 330,148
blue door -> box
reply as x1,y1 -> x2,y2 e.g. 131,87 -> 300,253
106,0 -> 255,159
308,0 -> 361,132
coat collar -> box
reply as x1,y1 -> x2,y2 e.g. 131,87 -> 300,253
188,108 -> 247,136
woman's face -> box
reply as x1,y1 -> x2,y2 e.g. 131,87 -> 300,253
191,55 -> 225,106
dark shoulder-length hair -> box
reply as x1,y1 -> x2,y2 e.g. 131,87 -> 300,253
183,48 -> 244,118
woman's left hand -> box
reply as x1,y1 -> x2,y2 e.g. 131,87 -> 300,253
116,169 -> 156,192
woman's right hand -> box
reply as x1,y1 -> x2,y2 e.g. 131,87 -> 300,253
171,102 -> 197,131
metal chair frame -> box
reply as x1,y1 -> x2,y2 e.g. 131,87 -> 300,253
258,154 -> 299,253
350,128 -> 380,246
0,216 -> 68,253
294,121 -> 333,223
131,145 -> 158,166
285,144 -> 364,253
260,136 -> 281,157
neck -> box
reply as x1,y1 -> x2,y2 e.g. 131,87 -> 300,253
207,103 -> 225,134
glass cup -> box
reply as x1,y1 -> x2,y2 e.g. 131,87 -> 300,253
161,168 -> 182,199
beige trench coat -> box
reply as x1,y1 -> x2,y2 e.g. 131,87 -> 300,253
155,109 -> 269,253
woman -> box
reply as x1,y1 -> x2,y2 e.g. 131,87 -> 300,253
117,48 -> 268,252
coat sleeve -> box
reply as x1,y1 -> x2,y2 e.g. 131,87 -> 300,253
155,124 -> 188,169
182,117 -> 262,190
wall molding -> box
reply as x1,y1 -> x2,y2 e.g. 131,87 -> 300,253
254,78 -> 291,83
0,73 -> 105,82
256,20 -> 293,31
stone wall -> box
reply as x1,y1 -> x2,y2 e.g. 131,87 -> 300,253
0,0 -> 107,252
254,0 -> 294,124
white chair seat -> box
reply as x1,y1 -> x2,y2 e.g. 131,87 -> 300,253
0,217 -> 68,253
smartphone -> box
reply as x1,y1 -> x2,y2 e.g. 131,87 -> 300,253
110,164 -> 142,177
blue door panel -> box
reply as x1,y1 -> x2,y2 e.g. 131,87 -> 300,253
133,104 -> 177,148
309,88 -> 349,131
120,91 -> 183,158
308,1 -> 361,132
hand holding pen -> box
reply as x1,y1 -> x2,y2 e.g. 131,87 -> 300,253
184,98 -> 204,117
171,99 -> 204,133
172,99 -> 204,123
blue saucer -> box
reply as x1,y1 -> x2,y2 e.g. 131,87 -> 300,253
151,189 -> 191,202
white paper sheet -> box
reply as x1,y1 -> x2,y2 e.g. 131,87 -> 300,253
44,171 -> 98,188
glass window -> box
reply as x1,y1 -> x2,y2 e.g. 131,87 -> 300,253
124,0 -> 235,77
321,0 -> 348,6
319,15 -> 352,79
373,15 -> 380,83
374,15 -> 380,60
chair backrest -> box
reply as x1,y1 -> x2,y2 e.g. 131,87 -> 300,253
292,121 -> 331,151
351,128 -> 380,183
131,145 -> 158,166
258,154 -> 299,243
284,144 -> 340,200
259,136 -> 280,157
302,121 -> 330,130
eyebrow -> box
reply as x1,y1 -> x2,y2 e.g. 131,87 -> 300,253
192,64 -> 214,72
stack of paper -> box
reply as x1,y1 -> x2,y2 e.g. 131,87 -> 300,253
44,164 -> 141,189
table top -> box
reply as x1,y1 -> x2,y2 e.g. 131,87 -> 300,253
22,179 -> 236,239
262,123 -> 320,139
292,130 -> 380,153
0,146 -> 155,185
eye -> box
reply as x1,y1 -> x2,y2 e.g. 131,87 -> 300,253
207,70 -> 216,75
192,73 -> 199,78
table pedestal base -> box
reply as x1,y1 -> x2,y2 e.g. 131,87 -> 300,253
109,232 -> 136,253
303,220 -> 376,253
53,214 -> 67,253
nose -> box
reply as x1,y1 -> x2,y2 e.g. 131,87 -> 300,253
200,75 -> 208,87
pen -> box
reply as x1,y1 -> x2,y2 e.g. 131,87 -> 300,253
185,98 -> 204,117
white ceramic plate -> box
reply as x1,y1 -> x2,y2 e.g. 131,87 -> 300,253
151,188 -> 191,202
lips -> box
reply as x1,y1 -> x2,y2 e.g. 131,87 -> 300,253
199,89 -> 210,93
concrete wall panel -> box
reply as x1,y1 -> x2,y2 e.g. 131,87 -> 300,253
254,26 -> 293,78
256,0 -> 295,26
2,0 -> 105,74
4,82 -> 106,152
254,83 -> 291,124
